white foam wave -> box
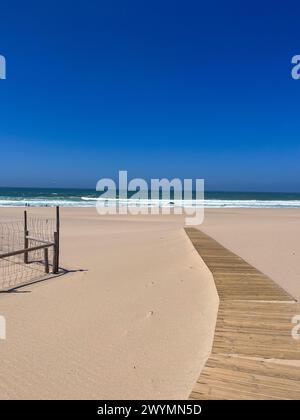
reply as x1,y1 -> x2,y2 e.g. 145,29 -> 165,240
1,197 -> 300,208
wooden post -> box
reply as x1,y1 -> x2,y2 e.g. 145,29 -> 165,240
24,210 -> 29,263
54,206 -> 60,273
53,231 -> 59,273
44,248 -> 49,274
56,206 -> 60,234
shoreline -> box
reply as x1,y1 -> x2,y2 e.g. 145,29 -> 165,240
2,202 -> 300,209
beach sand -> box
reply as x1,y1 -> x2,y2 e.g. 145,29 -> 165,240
0,207 -> 299,399
201,208 -> 300,302
0,208 -> 218,400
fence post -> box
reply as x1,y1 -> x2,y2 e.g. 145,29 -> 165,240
53,232 -> 59,273
24,210 -> 29,263
53,207 -> 60,274
44,248 -> 49,273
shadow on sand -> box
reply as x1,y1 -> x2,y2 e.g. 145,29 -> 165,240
0,268 -> 88,294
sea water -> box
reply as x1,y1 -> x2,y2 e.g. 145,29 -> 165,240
0,187 -> 300,208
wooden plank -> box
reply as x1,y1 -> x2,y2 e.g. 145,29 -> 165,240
0,242 -> 54,259
185,227 -> 300,400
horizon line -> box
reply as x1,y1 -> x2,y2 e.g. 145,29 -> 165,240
1,186 -> 300,195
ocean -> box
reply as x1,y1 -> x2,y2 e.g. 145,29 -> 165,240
0,187 -> 300,208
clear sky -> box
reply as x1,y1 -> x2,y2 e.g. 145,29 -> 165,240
1,0 -> 300,191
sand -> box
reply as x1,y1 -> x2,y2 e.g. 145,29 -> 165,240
1,207 -> 299,400
201,208 -> 300,302
0,208 -> 218,400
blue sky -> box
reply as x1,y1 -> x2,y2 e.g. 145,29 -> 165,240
0,0 -> 300,191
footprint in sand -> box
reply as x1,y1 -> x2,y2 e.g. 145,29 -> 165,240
146,280 -> 155,288
123,311 -> 154,336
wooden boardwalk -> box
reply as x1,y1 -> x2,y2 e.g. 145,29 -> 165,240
185,227 -> 300,400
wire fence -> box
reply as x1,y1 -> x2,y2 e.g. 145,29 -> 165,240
0,208 -> 60,291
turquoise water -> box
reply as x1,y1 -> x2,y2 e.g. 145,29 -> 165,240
0,187 -> 300,208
